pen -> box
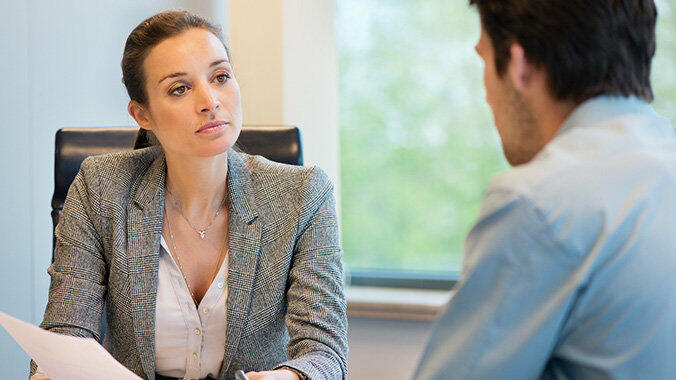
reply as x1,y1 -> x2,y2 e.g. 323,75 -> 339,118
235,370 -> 249,380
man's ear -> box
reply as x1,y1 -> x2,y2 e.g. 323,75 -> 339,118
507,43 -> 538,92
128,101 -> 153,131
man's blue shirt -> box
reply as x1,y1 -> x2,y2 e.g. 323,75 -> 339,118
416,96 -> 676,379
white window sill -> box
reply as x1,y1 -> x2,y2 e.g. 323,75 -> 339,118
346,286 -> 454,321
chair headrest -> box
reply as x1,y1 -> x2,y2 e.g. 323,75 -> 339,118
52,125 -> 302,210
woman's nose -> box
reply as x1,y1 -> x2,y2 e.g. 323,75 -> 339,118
195,83 -> 221,113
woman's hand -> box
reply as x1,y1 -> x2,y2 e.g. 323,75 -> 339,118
245,368 -> 301,380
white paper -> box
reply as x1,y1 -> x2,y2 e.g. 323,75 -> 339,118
0,310 -> 141,380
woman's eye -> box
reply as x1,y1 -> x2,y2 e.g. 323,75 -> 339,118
215,73 -> 230,83
171,86 -> 188,96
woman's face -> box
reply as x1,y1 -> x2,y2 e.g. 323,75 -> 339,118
135,28 -> 242,157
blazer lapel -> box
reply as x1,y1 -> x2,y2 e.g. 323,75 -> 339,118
126,147 -> 166,379
221,149 -> 262,376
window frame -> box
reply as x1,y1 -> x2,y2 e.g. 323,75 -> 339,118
347,269 -> 458,290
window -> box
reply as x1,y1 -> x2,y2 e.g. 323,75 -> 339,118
337,0 -> 676,287
653,0 -> 676,120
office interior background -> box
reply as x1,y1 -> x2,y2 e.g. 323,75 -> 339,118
1,0 -> 675,378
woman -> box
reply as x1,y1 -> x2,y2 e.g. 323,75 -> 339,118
30,10 -> 347,380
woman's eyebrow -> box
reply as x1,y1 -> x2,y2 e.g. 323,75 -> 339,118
158,72 -> 187,85
210,58 -> 230,68
157,59 -> 231,85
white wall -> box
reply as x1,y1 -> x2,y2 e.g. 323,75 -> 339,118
281,0 -> 341,187
347,318 -> 434,379
0,1 -> 33,376
228,0 -> 341,188
229,0 -> 285,125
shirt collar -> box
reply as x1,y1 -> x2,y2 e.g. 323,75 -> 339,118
556,95 -> 655,138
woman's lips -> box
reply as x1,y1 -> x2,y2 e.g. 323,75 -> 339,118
196,121 -> 228,134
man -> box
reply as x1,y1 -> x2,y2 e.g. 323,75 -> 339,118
415,0 -> 676,378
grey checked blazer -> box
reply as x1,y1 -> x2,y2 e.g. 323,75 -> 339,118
29,146 -> 348,379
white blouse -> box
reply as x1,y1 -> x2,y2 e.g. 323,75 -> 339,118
154,236 -> 228,379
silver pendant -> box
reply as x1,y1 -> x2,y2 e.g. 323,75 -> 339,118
198,231 -> 206,239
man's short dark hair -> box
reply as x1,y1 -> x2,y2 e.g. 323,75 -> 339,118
469,0 -> 657,103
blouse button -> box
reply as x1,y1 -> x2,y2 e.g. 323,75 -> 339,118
217,282 -> 224,289
194,328 -> 201,336
203,307 -> 210,314
192,352 -> 198,361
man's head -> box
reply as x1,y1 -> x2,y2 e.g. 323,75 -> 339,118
470,0 -> 658,165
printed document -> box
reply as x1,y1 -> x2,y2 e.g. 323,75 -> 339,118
0,310 -> 141,380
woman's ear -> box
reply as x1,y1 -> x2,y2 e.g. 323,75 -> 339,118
128,100 -> 153,131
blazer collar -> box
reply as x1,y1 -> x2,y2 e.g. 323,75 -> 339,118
130,146 -> 166,209
225,148 -> 259,225
130,147 -> 260,223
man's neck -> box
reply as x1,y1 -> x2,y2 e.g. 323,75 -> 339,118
533,96 -> 577,147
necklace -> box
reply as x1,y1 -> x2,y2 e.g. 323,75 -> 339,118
165,186 -> 227,239
164,203 -> 228,305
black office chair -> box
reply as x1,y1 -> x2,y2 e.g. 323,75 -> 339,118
51,125 -> 303,255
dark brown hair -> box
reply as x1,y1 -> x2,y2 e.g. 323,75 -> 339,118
470,0 -> 657,104
121,10 -> 231,146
